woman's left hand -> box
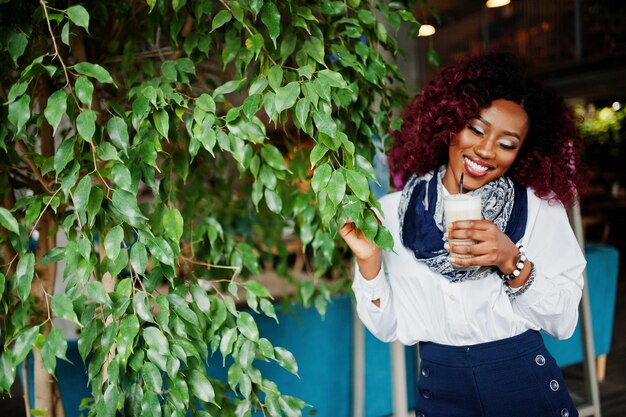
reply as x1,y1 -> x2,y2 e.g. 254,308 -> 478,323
444,219 -> 519,273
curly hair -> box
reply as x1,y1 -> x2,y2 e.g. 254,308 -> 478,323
388,53 -> 586,207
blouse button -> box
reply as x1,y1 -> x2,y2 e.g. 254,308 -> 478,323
550,380 -> 560,391
535,355 -> 546,366
421,367 -> 430,377
421,390 -> 431,399
561,409 -> 570,417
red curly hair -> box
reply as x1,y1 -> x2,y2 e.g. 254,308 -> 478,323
388,53 -> 585,207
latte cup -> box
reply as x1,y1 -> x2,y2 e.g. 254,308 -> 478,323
443,193 -> 482,269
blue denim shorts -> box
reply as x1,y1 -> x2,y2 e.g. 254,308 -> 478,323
415,330 -> 578,417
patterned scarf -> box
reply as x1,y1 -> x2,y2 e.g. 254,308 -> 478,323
399,166 -> 528,282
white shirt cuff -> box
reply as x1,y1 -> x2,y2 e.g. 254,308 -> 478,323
510,263 -> 548,305
353,263 -> 390,307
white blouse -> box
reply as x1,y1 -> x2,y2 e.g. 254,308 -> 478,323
351,188 -> 586,346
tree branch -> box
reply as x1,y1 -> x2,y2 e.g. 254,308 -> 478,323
6,168 -> 49,193
40,0 -> 71,88
21,358 -> 31,417
15,141 -> 53,194
218,0 -> 278,66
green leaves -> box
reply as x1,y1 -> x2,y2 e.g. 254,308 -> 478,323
261,145 -> 287,171
76,109 -> 97,143
318,69 -> 347,88
327,169 -> 346,205
1,0 -> 420,414
87,281 -> 109,305
190,285 -> 211,316
44,89 -> 67,134
75,76 -> 94,107
8,94 -> 30,134
275,82 -> 300,113
66,5 -> 90,32
188,369 -> 215,404
6,31 -> 28,65
74,62 -> 114,84
73,175 -> 92,219
107,116 -> 129,151
12,326 -> 40,364
303,37 -> 325,65
0,208 -> 19,234
196,94 -> 216,113
142,362 -> 162,393
345,169 -> 370,201
267,66 -> 283,92
104,225 -> 124,259
213,78 -> 246,97
51,294 -> 80,325
313,112 -> 336,137
236,312 -> 259,341
132,292 -> 153,322
220,327 -> 237,361
111,190 -> 147,226
14,252 -> 35,300
98,383 -> 120,417
274,347 -> 298,376
0,351 -> 16,392
143,327 -> 168,355
295,97 -> 310,129
311,163 -> 331,193
153,110 -> 169,139
54,137 -> 76,174
162,207 -> 184,242
261,2 -> 281,47
211,10 -> 232,32
41,327 -> 68,375
7,81 -> 28,104
146,237 -> 175,267
130,242 -> 148,275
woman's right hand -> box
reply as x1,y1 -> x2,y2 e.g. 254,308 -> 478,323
339,221 -> 382,280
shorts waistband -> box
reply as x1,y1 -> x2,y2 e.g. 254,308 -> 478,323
418,330 -> 544,367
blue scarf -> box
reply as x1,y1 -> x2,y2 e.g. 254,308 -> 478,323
399,166 -> 528,282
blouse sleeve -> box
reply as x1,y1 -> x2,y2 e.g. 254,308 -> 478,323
510,196 -> 586,340
351,262 -> 398,342
350,193 -> 400,342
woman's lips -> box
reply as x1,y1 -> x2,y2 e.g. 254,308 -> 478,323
463,156 -> 492,177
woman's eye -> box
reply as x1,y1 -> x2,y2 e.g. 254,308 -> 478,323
467,125 -> 484,135
498,140 -> 518,150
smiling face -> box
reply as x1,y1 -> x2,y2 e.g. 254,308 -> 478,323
443,99 -> 530,193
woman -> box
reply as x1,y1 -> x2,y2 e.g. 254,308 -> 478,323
340,53 -> 586,417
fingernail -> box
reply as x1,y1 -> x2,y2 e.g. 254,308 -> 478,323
443,243 -> 450,250
447,223 -> 453,229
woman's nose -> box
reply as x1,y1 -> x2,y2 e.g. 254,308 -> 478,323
474,138 -> 496,159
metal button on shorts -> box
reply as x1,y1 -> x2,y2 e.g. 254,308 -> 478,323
561,408 -> 570,417
421,367 -> 430,377
550,380 -> 560,391
535,354 -> 546,366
